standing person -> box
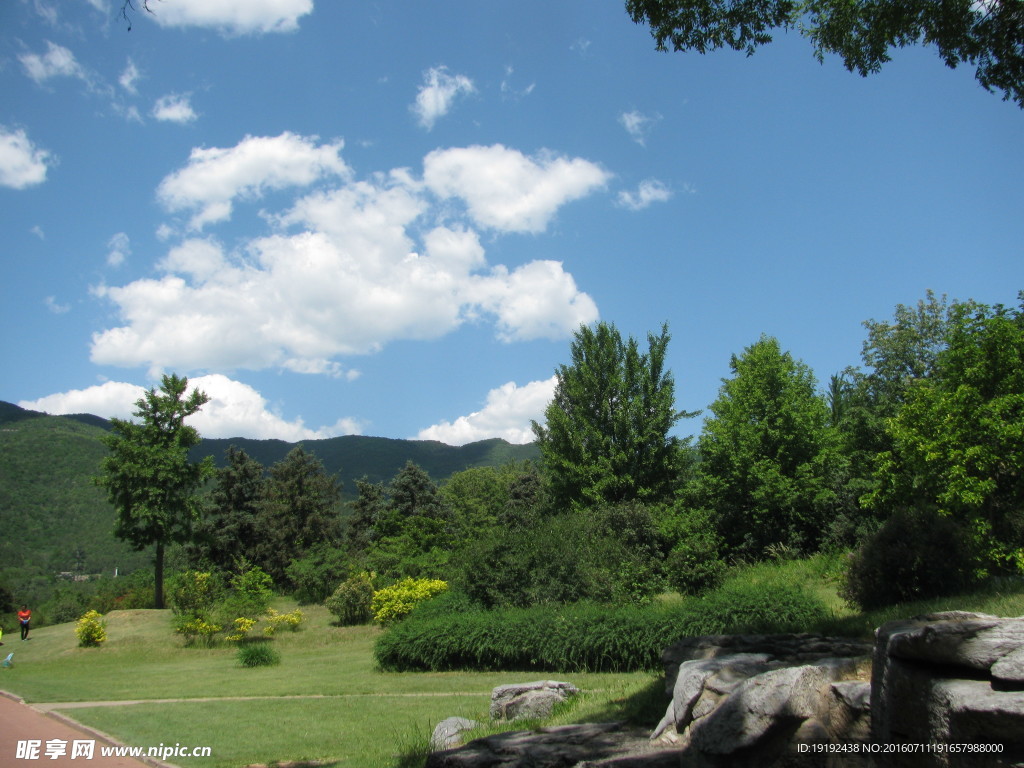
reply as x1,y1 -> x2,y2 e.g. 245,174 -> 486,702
17,605 -> 30,640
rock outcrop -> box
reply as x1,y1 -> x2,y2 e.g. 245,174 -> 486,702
490,680 -> 580,722
871,611 -> 1024,767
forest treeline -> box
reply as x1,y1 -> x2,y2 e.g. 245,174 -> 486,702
7,290 -> 1023,624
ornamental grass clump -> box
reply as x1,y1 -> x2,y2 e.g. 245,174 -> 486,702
237,642 -> 281,668
75,610 -> 107,648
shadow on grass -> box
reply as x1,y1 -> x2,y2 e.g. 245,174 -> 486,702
573,676 -> 667,728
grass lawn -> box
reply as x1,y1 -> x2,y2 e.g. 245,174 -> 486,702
3,562 -> 1022,767
0,602 -> 659,767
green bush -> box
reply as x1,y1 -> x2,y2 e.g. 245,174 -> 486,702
325,571 -> 375,626
285,544 -> 349,605
660,507 -> 726,596
75,610 -> 107,648
375,581 -> 827,672
371,578 -> 448,625
168,571 -> 223,617
237,642 -> 281,667
174,615 -> 223,647
223,564 -> 274,619
841,507 -> 980,610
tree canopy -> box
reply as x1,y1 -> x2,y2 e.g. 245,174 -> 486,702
96,374 -> 213,608
532,322 -> 690,508
626,0 -> 1024,106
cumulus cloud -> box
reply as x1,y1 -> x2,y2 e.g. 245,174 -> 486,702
156,132 -> 350,230
0,127 -> 53,189
417,376 -> 556,445
152,93 -> 197,124
19,41 -> 86,84
423,144 -> 611,233
617,178 -> 672,211
412,66 -> 476,130
145,0 -> 313,35
19,375 -> 361,441
619,110 -> 660,146
91,135 -> 601,375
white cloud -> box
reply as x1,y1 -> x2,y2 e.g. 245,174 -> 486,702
18,375 -> 362,441
119,59 -> 141,94
157,132 -> 350,230
619,110 -> 660,146
417,377 -> 556,445
500,66 -> 535,100
145,0 -> 313,35
152,93 -> 198,124
412,66 -> 475,130
91,135 -> 601,375
106,232 -> 131,267
44,296 -> 71,314
423,144 -> 611,233
617,178 -> 673,211
20,41 -> 86,84
0,127 -> 53,189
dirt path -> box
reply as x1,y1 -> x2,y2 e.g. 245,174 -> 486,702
0,692 -> 166,768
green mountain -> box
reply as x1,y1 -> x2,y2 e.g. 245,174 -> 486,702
0,401 -> 538,603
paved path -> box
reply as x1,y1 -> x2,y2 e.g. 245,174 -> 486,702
0,693 -> 163,768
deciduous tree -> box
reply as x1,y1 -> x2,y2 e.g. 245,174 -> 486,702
96,374 -> 213,608
627,0 -> 1024,106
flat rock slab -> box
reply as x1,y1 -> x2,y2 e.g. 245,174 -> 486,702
425,723 -> 680,768
490,680 -> 580,722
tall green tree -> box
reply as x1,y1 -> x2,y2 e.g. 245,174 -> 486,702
189,446 -> 267,572
697,336 -> 840,557
255,446 -> 344,585
533,322 -> 690,509
869,296 -> 1024,572
627,0 -> 1024,106
96,374 -> 213,608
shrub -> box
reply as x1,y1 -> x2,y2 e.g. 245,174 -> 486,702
841,506 -> 980,610
264,608 -> 304,635
224,564 -> 274,619
660,507 -> 727,596
174,616 -> 223,647
225,617 -> 257,643
75,610 -> 107,648
375,581 -> 827,672
168,571 -> 222,617
237,642 -> 281,667
325,571 -> 375,625
286,544 -> 349,605
371,578 -> 448,625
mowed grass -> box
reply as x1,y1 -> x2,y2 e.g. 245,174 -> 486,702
0,601 -> 657,767
4,563 -> 1023,767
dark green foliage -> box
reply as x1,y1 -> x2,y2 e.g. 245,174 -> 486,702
254,446 -> 344,586
237,642 -> 281,667
190,446 -> 267,572
457,506 -> 662,609
841,507 -> 980,610
96,374 -> 214,608
325,571 -> 375,625
696,336 -> 840,558
533,322 -> 691,508
286,543 -> 350,604
659,507 -> 726,595
375,582 -> 827,672
627,0 -> 1024,106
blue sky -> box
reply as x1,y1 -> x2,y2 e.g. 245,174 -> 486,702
2,0 -> 1022,446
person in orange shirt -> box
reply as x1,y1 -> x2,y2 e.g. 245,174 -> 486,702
17,605 -> 30,640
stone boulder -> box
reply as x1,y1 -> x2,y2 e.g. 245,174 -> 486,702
872,611 -> 1024,767
430,717 -> 481,751
490,680 -> 580,722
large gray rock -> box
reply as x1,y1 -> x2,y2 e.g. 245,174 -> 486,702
431,717 -> 481,751
489,680 -> 580,722
872,612 -> 1024,767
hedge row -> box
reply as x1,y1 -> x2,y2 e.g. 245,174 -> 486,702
373,582 -> 827,672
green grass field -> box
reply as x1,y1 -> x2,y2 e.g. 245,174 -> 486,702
3,560 -> 1022,767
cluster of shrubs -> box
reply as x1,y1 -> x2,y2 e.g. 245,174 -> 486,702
325,574 -> 447,627
168,565 -> 303,648
374,580 -> 827,672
